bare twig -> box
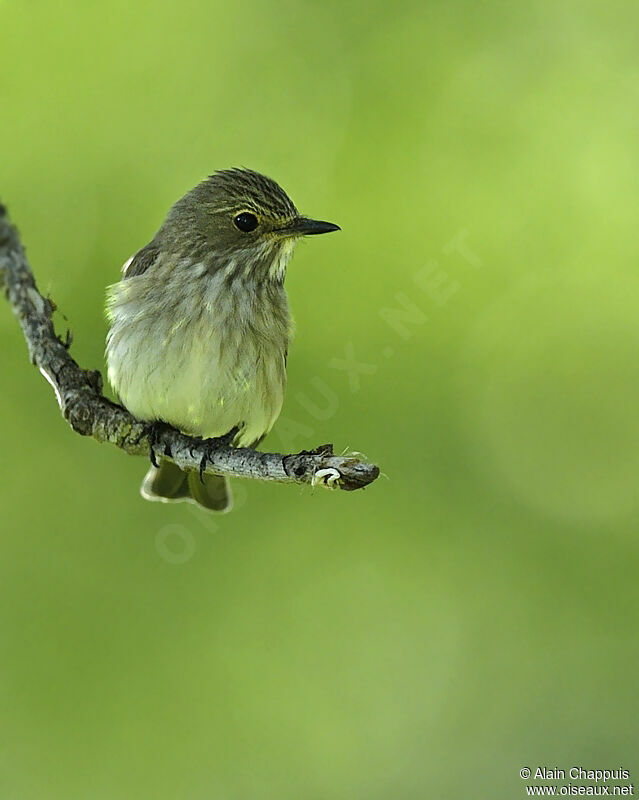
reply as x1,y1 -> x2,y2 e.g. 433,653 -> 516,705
0,201 -> 379,492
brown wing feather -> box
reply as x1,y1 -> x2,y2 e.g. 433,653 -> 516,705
123,244 -> 160,278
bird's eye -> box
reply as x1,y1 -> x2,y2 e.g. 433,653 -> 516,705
233,212 -> 259,232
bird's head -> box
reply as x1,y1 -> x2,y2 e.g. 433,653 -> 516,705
156,168 -> 339,282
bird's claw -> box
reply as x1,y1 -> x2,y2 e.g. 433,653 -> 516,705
147,420 -> 171,468
198,426 -> 240,482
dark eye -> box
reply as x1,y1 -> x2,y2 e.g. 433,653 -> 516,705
233,212 -> 258,232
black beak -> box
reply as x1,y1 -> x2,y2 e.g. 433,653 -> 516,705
280,217 -> 341,236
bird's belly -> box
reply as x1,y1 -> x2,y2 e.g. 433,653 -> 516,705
108,312 -> 287,447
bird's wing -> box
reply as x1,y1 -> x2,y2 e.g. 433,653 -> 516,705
122,244 -> 160,278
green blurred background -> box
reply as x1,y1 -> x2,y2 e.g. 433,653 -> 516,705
2,1 -> 638,797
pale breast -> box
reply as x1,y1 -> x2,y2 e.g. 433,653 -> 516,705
106,261 -> 291,446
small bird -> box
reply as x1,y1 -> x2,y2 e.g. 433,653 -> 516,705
106,168 -> 339,511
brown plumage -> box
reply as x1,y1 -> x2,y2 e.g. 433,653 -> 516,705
106,169 -> 339,511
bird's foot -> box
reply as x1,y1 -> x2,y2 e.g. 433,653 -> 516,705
147,420 -> 173,468
199,426 -> 240,482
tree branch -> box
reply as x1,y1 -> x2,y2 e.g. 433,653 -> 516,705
0,201 -> 379,492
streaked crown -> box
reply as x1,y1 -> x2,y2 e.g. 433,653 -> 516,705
205,168 -> 298,218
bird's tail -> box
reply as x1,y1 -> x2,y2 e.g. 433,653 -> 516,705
141,460 -> 232,512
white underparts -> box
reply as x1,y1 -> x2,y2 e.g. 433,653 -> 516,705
106,250 -> 293,446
